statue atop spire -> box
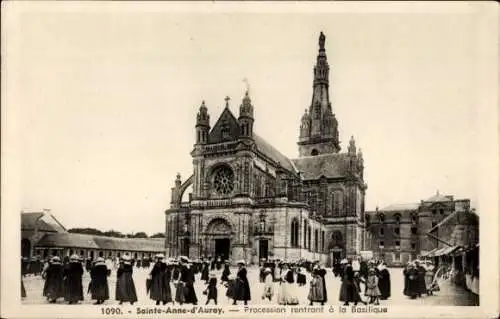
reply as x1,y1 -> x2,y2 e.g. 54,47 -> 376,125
348,136 -> 357,155
319,31 -> 325,50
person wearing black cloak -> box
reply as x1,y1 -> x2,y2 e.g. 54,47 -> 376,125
180,258 -> 198,305
232,260 -> 251,305
115,254 -> 138,305
63,255 -> 84,304
377,262 -> 391,300
148,254 -> 172,305
205,273 -> 218,305
42,256 -> 64,303
339,261 -> 363,306
296,267 -> 306,286
89,257 -> 110,305
403,262 -> 419,299
221,260 -> 231,284
316,265 -> 328,304
201,261 -> 210,284
415,261 -> 427,298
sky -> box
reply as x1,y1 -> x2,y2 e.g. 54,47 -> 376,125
3,2 -> 497,235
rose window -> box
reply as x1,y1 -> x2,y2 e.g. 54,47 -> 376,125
213,166 -> 234,195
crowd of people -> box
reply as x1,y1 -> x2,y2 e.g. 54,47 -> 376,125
23,253 -> 450,306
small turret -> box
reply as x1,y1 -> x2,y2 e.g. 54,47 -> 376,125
238,91 -> 254,139
299,109 -> 311,141
195,101 -> 210,144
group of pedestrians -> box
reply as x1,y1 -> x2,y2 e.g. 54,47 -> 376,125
337,257 -> 391,306
33,254 -> 454,307
403,260 -> 439,299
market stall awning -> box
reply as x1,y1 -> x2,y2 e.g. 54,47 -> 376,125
433,245 -> 461,257
432,247 -> 448,257
422,248 -> 439,257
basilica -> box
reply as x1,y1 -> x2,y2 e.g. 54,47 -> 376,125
165,32 -> 367,265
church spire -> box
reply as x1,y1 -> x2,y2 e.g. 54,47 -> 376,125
298,32 -> 340,157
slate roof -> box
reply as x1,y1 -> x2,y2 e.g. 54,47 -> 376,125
21,213 -> 64,232
291,153 -> 348,180
253,134 -> 297,173
378,203 -> 420,212
36,233 -> 165,252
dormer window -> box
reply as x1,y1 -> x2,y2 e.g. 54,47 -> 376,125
379,213 -> 385,223
394,214 -> 401,224
411,214 -> 418,224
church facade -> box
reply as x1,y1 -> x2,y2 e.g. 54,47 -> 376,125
165,32 -> 367,265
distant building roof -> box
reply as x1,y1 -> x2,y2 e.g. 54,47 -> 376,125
36,233 -> 99,249
253,134 -> 297,173
377,203 -> 420,212
292,153 -> 348,180
35,232 -> 164,252
424,190 -> 453,202
21,212 -> 66,233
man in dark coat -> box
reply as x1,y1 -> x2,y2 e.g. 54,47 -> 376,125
43,256 -> 64,303
64,255 -> 84,304
377,262 -> 391,300
148,254 -> 172,305
89,257 -> 110,304
233,260 -> 251,305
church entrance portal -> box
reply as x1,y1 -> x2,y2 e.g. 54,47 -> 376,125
215,238 -> 230,261
204,218 -> 233,260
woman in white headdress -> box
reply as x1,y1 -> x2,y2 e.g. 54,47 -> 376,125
277,262 -> 298,305
261,268 -> 274,302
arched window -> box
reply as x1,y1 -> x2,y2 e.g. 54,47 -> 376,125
290,219 -> 299,247
311,149 -> 319,156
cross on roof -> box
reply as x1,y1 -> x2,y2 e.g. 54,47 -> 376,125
225,96 -> 230,108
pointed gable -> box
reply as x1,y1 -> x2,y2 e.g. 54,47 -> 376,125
208,108 -> 240,144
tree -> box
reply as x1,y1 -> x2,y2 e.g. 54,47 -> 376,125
150,232 -> 165,238
103,230 -> 125,238
133,232 -> 148,238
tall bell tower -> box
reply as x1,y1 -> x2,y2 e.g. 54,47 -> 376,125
298,32 -> 340,157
